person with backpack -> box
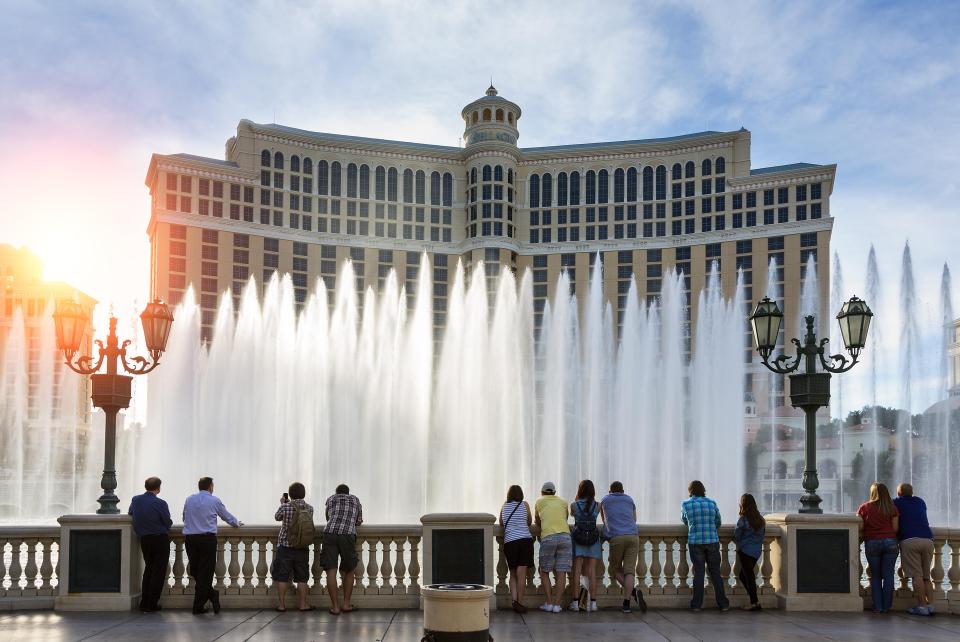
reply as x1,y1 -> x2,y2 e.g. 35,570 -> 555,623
569,479 -> 601,612
272,482 -> 315,612
499,485 -> 534,613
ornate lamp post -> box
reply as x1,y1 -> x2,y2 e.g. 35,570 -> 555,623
750,295 -> 872,514
53,300 -> 174,514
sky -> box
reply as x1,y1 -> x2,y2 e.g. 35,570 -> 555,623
0,0 -> 957,411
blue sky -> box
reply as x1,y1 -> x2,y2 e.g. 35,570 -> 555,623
0,0 -> 957,410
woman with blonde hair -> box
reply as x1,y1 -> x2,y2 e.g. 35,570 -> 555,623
857,482 -> 899,613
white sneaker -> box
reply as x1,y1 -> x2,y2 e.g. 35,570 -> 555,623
927,603 -> 935,614
539,603 -> 553,612
590,600 -> 599,612
551,604 -> 562,613
569,600 -> 580,612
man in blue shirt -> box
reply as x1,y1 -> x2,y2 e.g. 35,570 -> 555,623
600,481 -> 646,614
128,476 -> 172,612
183,476 -> 241,614
681,480 -> 729,612
894,483 -> 935,615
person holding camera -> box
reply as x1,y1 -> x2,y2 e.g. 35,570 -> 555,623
272,482 -> 315,612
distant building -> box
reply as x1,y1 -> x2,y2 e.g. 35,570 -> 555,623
0,245 -> 96,517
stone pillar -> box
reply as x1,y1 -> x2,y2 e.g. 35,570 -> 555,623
766,513 -> 863,611
54,514 -> 141,611
420,513 -> 496,610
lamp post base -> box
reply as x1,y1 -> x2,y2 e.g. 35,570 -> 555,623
798,492 -> 823,514
96,492 -> 120,515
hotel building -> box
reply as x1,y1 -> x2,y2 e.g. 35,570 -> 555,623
145,86 -> 835,406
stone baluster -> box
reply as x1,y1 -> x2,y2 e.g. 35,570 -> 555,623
636,536 -> 648,590
380,537 -> 394,593
39,538 -> 54,592
0,539 -> 8,596
495,537 -> 508,594
719,540 -> 731,591
255,541 -> 269,592
393,537 -> 406,593
677,537 -> 689,592
649,537 -> 662,592
353,537 -> 365,591
948,538 -> 960,596
23,539 -> 38,594
409,536 -> 421,592
596,551 -> 607,595
241,538 -> 255,590
760,538 -> 773,593
897,561 -> 908,592
214,538 -> 227,590
54,541 -> 61,591
9,540 -> 23,591
663,537 -> 677,593
364,538 -> 378,591
526,565 -> 536,594
731,543 -> 741,595
931,536 -> 945,602
227,538 -> 241,591
172,538 -> 186,592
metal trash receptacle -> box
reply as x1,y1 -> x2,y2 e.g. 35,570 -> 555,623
421,583 -> 494,642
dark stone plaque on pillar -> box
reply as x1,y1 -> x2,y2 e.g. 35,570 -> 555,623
68,529 -> 122,593
432,528 -> 484,584
796,529 -> 849,593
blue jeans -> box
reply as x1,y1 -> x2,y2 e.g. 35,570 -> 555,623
689,542 -> 728,609
864,538 -> 898,612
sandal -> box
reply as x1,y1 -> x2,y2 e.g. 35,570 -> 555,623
275,607 -> 286,612
329,608 -> 341,615
298,606 -> 315,612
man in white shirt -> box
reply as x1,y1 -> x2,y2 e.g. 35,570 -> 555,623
183,476 -> 241,614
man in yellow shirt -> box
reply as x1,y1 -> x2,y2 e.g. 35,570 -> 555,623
534,481 -> 571,613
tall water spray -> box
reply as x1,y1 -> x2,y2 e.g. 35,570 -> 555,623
830,252 -> 845,509
897,243 -> 920,485
864,246 -> 883,483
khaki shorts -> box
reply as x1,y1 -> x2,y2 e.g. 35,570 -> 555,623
607,535 -> 639,578
900,538 -> 933,579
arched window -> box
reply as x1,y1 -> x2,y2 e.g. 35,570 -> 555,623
655,166 -> 666,200
702,158 -> 712,176
482,165 -> 492,182
598,169 -> 609,203
318,160 -> 329,195
507,168 -> 514,184
774,460 -> 787,479
672,163 -> 682,181
290,155 -> 300,173
569,171 -> 580,205
359,164 -> 370,199
529,174 -> 540,208
613,168 -> 625,203
274,152 -> 284,170
261,150 -> 271,167
415,169 -> 426,204
347,163 -> 358,198
542,173 -> 553,208
472,111 -> 479,124
685,161 -> 695,178
375,166 -> 386,200
642,167 -> 654,201
495,108 -> 504,122
483,108 -> 492,121
430,171 -> 441,205
494,165 -> 503,182
585,170 -> 596,204
330,161 -> 341,196
442,172 -> 453,207
508,113 -> 514,125
470,167 -> 477,184
626,167 -> 638,201
387,167 -> 398,201
303,157 -> 313,175
557,172 -> 568,206
715,156 -> 726,174
403,169 -> 413,203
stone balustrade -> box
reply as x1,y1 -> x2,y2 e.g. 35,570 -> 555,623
2,521 -> 960,613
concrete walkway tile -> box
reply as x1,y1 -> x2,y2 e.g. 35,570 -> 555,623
657,610 -> 826,641
383,621 -> 534,642
82,620 -> 248,642
639,611 -> 700,642
769,610 -> 960,641
245,619 -> 391,642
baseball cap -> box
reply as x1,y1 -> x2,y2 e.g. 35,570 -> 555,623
541,481 -> 556,493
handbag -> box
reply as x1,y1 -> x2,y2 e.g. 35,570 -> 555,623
571,500 -> 600,546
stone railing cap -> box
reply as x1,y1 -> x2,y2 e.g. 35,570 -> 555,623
58,514 -> 134,525
421,513 -> 496,524
764,512 -> 863,525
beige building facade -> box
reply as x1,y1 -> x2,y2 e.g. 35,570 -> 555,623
950,318 -> 960,396
145,87 -> 834,406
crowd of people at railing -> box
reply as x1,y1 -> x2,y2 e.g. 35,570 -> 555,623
126,475 -> 937,617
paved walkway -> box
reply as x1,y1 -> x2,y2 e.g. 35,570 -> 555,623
1,608 -> 958,641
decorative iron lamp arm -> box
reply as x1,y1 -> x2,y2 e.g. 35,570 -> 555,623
64,340 -> 106,375
119,340 -> 164,375
758,337 -> 804,374
817,338 -> 860,373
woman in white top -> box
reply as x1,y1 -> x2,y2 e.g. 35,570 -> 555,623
500,485 -> 534,613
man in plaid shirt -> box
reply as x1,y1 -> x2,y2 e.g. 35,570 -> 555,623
271,482 -> 314,611
681,480 -> 729,612
320,484 -> 363,614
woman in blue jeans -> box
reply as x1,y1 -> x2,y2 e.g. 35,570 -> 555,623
857,482 -> 900,613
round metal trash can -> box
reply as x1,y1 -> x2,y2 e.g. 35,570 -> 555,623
421,583 -> 494,642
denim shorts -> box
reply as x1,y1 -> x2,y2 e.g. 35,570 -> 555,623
270,545 -> 309,583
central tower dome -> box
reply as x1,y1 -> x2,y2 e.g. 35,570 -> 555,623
461,85 -> 521,149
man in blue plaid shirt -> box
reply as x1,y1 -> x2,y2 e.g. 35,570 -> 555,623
681,480 -> 729,611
